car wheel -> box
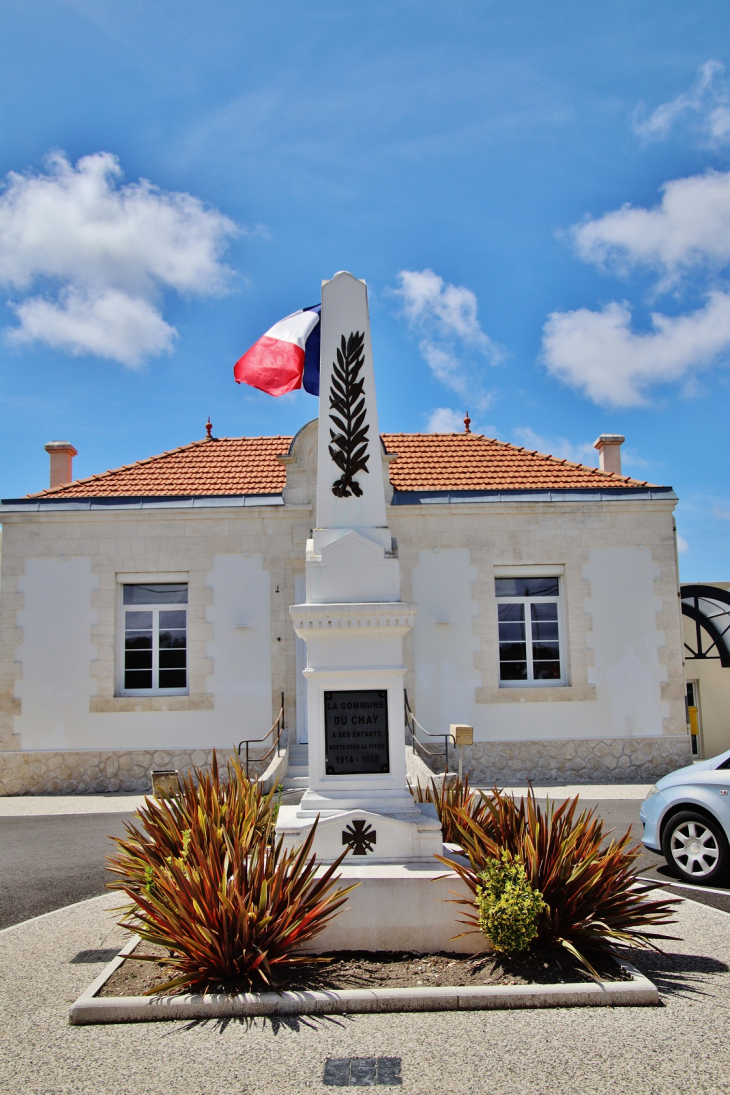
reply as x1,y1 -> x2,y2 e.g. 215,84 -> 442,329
662,810 -> 730,885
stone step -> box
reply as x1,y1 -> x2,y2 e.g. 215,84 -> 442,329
282,775 -> 309,789
287,766 -> 309,777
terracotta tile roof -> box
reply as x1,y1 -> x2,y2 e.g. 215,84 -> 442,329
382,433 -> 656,491
30,436 -> 291,498
30,431 -> 657,500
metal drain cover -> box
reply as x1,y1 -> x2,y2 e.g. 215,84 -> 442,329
323,1057 -> 402,1087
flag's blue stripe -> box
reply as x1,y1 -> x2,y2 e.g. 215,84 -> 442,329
302,303 -> 321,396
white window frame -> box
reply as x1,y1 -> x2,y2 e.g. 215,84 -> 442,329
495,573 -> 566,688
117,580 -> 189,697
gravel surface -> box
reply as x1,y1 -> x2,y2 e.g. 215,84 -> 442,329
1,892 -> 729,1094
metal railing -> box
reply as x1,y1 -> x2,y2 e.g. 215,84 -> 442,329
237,692 -> 285,779
404,689 -> 454,775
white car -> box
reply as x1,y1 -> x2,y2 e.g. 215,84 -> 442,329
640,748 -> 730,885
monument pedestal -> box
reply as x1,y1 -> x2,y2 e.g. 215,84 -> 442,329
298,861 -> 477,955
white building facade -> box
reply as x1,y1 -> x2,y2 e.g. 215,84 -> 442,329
0,420 -> 691,794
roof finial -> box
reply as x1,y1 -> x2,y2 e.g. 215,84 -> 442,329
464,411 -> 471,434
205,416 -> 213,440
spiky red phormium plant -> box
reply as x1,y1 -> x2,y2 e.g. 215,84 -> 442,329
107,752 -> 355,993
437,787 -> 678,974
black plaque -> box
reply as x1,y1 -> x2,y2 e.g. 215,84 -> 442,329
324,689 -> 389,775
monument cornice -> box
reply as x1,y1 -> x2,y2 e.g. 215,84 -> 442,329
302,664 -> 407,677
290,601 -> 416,637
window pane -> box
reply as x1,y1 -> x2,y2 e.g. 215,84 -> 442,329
533,661 -> 561,680
159,649 -> 186,669
125,632 -> 152,650
125,650 -> 152,670
498,603 -> 524,622
159,629 -> 186,649
159,669 -> 186,688
532,620 -> 559,641
125,610 -> 152,630
531,602 -> 558,621
532,642 -> 560,661
495,578 -> 559,598
499,621 -> 525,642
125,670 -> 153,689
123,584 -> 188,605
500,661 -> 527,680
499,642 -> 527,661
159,610 -> 186,629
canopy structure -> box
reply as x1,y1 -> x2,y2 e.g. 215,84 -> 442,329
681,584 -> 730,667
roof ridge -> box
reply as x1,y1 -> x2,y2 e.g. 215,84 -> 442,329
28,430 -> 657,499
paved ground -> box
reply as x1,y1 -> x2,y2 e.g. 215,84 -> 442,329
0,793 -> 146,817
0,889 -> 728,1095
0,812 -> 134,929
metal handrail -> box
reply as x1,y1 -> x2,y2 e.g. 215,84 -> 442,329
404,689 -> 454,776
237,691 -> 285,779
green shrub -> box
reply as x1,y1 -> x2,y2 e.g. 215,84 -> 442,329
437,787 -> 678,975
475,851 -> 545,954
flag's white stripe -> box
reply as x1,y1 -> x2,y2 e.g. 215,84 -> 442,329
264,309 -> 319,350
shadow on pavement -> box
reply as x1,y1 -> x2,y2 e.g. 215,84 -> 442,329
168,1012 -> 355,1037
630,948 -> 729,1000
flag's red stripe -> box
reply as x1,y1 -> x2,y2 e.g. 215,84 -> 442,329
233,336 -> 305,396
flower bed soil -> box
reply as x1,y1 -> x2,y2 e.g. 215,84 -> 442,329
98,940 -> 630,998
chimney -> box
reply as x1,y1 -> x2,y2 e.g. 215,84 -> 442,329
44,441 -> 77,489
593,433 -> 625,476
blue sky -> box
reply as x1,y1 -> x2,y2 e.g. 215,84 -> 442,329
1,0 -> 730,579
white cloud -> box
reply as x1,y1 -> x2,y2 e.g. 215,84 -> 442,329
572,170 -> 730,285
620,446 -> 652,471
426,407 -> 467,433
633,61 -> 730,146
392,268 -> 491,347
542,293 -> 730,407
425,407 -> 495,434
512,427 -> 596,465
0,151 -> 237,366
8,289 -> 176,364
390,268 -> 501,408
676,534 -> 689,554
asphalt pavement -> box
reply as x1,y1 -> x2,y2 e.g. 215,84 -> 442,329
0,811 -> 134,929
0,791 -> 728,931
557,796 -> 730,915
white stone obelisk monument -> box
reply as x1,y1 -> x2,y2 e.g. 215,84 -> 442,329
276,271 -> 454,882
276,272 -> 470,951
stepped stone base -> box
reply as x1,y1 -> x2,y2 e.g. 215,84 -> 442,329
421,735 -> 693,784
301,857 -> 478,955
0,747 -> 264,796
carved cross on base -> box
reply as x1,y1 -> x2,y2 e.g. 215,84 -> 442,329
342,818 -> 377,856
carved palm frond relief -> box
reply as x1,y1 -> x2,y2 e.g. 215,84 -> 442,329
328,330 -> 370,498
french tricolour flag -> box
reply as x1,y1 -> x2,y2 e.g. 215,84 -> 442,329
234,304 -> 321,397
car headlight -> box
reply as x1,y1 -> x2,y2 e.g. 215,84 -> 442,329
644,785 -> 659,800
